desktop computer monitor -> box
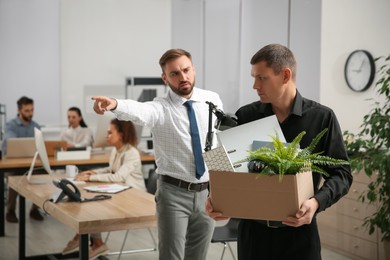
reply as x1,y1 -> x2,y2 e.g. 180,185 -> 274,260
27,128 -> 54,184
93,114 -> 115,148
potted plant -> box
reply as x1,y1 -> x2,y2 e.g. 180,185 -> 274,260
344,54 -> 390,257
239,128 -> 349,179
209,128 -> 349,221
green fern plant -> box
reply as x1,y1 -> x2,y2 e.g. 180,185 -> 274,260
237,128 -> 349,180
343,54 -> 390,242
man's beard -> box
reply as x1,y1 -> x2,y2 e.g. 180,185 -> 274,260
168,79 -> 196,97
21,114 -> 32,122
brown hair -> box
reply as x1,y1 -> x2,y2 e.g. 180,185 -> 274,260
68,106 -> 88,127
110,119 -> 137,147
250,44 -> 297,80
159,48 -> 192,71
17,96 -> 34,110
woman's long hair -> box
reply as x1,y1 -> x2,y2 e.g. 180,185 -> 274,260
68,107 -> 88,127
110,119 -> 138,147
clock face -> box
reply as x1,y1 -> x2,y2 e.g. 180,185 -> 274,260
344,50 -> 375,92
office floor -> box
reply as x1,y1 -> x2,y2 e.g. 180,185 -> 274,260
0,202 -> 354,260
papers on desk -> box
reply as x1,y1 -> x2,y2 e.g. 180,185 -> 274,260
83,184 -> 131,194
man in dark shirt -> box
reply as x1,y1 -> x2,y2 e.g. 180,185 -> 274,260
207,44 -> 352,260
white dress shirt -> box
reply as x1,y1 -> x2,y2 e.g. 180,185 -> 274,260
60,126 -> 94,147
113,87 -> 223,183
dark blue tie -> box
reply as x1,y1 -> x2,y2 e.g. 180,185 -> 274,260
184,100 -> 205,179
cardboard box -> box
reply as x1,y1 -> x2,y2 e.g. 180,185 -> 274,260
209,170 -> 314,221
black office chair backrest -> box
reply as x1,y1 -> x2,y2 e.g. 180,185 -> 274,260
146,169 -> 158,195
211,218 -> 240,243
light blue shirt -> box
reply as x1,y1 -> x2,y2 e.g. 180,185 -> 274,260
1,116 -> 41,156
113,87 -> 223,183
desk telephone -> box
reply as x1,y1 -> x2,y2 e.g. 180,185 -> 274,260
52,179 -> 111,203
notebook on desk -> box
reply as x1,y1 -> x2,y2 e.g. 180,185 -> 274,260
83,184 -> 131,194
5,138 -> 36,158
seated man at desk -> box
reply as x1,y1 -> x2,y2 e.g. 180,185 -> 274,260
1,96 -> 44,222
62,118 -> 146,259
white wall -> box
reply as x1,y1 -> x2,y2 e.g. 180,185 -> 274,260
239,0 -> 290,108
0,0 -> 171,131
172,0 -> 321,114
171,0 -> 243,112
1,0 -> 389,137
60,0 -> 171,126
320,0 -> 390,134
172,0 -> 390,136
290,0 -> 321,102
171,0 -> 204,86
204,0 -> 241,111
0,0 -> 60,126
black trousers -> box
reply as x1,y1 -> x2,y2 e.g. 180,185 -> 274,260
237,219 -> 322,260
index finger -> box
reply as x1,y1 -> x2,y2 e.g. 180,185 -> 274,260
91,96 -> 107,101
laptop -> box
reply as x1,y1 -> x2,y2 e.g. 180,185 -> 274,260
5,138 -> 36,158
27,128 -> 56,184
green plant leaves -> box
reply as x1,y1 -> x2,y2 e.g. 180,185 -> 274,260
239,128 -> 349,178
343,53 -> 390,241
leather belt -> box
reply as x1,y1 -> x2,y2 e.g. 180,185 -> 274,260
160,175 -> 209,192
256,220 -> 287,228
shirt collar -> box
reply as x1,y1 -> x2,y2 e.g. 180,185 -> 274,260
116,143 -> 130,153
258,90 -> 303,117
168,87 -> 201,105
15,117 -> 24,126
290,90 -> 303,116
15,116 -> 32,126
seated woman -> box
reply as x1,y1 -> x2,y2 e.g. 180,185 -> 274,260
61,107 -> 94,148
62,118 -> 146,259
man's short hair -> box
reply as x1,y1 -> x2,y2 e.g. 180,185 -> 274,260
251,44 -> 297,80
17,96 -> 34,110
159,49 -> 192,71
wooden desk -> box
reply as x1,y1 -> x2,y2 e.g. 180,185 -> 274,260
8,175 -> 156,260
0,151 -> 155,237
0,151 -> 155,171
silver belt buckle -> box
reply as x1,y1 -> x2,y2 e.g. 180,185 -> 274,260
267,220 -> 279,228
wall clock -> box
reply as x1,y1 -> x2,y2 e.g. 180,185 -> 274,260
344,50 -> 375,92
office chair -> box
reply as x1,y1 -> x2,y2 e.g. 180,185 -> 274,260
211,218 -> 240,260
105,169 -> 158,259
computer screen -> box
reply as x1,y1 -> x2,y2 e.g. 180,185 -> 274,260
134,124 -> 143,146
27,128 -> 53,184
93,114 -> 115,148
34,128 -> 52,174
